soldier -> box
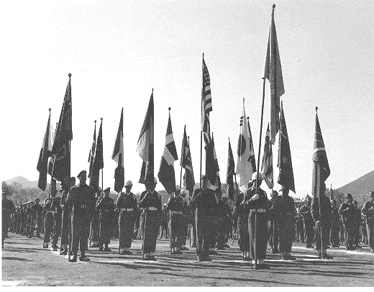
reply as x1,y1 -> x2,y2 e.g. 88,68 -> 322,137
311,183 -> 333,259
299,196 -> 314,248
2,189 -> 15,247
236,187 -> 250,261
67,170 -> 96,262
179,188 -> 190,251
138,177 -> 162,260
361,191 -> 374,252
242,172 -> 270,269
51,192 -> 62,251
165,187 -> 187,254
330,200 -> 340,247
352,200 -> 362,248
160,204 -> 169,239
60,177 -> 76,255
215,194 -> 232,250
43,198 -> 54,248
295,208 -> 304,243
117,180 -> 138,255
20,203 -> 27,236
274,187 -> 296,260
25,201 -> 35,238
96,187 -> 115,251
190,175 -> 218,261
31,198 -> 43,238
268,190 -> 280,254
338,193 -> 356,250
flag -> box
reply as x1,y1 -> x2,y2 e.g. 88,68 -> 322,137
49,74 -> 73,185
136,91 -> 154,184
261,123 -> 274,189
88,120 -> 97,178
264,5 -> 285,144
205,133 -> 220,190
201,57 -> 212,145
312,109 -> 330,197
226,139 -> 235,201
277,103 -> 295,193
89,118 -> 104,191
112,108 -> 125,193
247,117 -> 257,172
181,126 -> 195,195
158,110 -> 178,193
236,101 -> 256,193
37,108 -> 53,191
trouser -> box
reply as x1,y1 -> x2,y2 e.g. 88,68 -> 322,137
330,221 -> 340,245
98,212 -> 112,246
71,216 -> 90,254
279,217 -> 294,253
169,214 -> 184,248
304,221 -> 314,246
90,212 -> 100,244
142,210 -> 160,253
343,221 -> 355,248
268,220 -> 279,250
52,213 -> 61,246
44,215 -> 53,243
119,211 -> 135,249
238,214 -> 249,252
60,208 -> 70,247
248,212 -> 268,260
195,211 -> 214,257
367,223 -> 374,251
216,216 -> 230,248
315,222 -> 329,252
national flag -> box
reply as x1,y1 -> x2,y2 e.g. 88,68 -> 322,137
205,133 -> 220,190
264,5 -> 285,144
312,108 -> 330,197
226,139 -> 235,201
158,109 -> 178,193
49,74 -> 73,186
89,118 -> 104,191
112,108 -> 125,193
236,101 -> 256,193
277,103 -> 295,193
201,57 -> 212,145
261,123 -> 274,189
136,91 -> 154,184
88,120 -> 97,178
181,126 -> 195,195
37,108 -> 53,191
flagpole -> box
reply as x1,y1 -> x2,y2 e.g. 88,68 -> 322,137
101,117 -> 104,197
200,53 -> 204,188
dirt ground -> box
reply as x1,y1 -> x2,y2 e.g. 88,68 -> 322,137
1,233 -> 374,287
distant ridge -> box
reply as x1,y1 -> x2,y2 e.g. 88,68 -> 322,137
5,176 -> 39,189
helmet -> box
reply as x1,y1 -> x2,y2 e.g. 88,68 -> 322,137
125,180 -> 133,187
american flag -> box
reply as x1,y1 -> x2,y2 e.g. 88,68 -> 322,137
201,58 -> 212,145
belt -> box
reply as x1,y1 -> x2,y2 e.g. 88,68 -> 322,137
147,207 -> 158,211
171,211 -> 183,215
250,209 -> 267,213
46,211 -> 57,214
80,205 -> 88,209
121,208 -> 134,212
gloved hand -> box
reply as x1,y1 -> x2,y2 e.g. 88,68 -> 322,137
251,193 -> 260,201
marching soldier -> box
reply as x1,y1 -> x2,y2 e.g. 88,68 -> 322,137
338,193 -> 356,250
311,183 -> 333,259
165,187 -> 187,254
361,191 -> 374,252
274,187 -> 296,260
117,180 -> 138,255
31,198 -> 43,238
242,172 -> 270,269
2,189 -> 15,247
299,196 -> 314,248
96,187 -> 115,251
330,199 -> 340,247
43,198 -> 54,248
138,177 -> 162,260
236,188 -> 250,261
67,170 -> 96,262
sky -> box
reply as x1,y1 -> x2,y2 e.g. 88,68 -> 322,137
1,0 -> 373,198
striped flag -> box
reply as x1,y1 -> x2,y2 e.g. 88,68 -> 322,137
112,108 -> 125,193
312,109 -> 330,198
236,101 -> 256,193
226,139 -> 235,201
261,123 -> 274,189
37,108 -> 53,191
277,103 -> 295,193
181,126 -> 195,195
158,110 -> 178,193
264,5 -> 285,144
88,120 -> 97,178
89,118 -> 104,191
137,91 -> 154,184
201,57 -> 212,145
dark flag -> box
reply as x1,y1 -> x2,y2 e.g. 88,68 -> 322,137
264,4 -> 285,144
181,126 -> 195,195
261,123 -> 274,189
89,118 -> 104,191
112,108 -> 125,193
136,90 -> 154,184
312,108 -> 330,197
201,57 -> 212,145
277,103 -> 295,193
205,133 -> 220,190
37,108 -> 53,191
88,120 -> 97,178
226,139 -> 235,201
158,109 -> 178,193
49,73 -> 73,186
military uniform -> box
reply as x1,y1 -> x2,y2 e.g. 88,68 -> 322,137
2,193 -> 15,247
268,193 -> 280,253
329,200 -> 340,247
300,201 -> 314,248
51,196 -> 62,250
215,197 -> 232,250
236,192 -> 250,259
25,202 -> 35,238
338,195 -> 356,250
96,190 -> 115,251
67,173 -> 96,261
31,200 -> 43,238
295,211 -> 304,243
43,199 -> 54,248
89,194 -> 100,247
361,193 -> 374,252
117,189 -> 138,254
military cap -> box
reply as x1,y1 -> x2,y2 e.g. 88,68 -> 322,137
345,193 -> 353,200
369,191 -> 374,198
34,198 -> 40,202
77,170 -> 87,178
125,180 -> 133,187
251,172 -> 263,181
180,188 -> 187,195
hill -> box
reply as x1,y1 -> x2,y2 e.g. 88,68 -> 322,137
5,176 -> 39,189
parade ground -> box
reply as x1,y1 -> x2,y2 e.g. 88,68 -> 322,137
2,234 -> 374,287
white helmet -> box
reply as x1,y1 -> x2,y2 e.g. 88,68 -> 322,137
125,180 -> 133,187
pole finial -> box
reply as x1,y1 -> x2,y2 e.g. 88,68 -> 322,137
168,107 -> 171,111
315,106 -> 319,113
48,108 -> 51,112
94,120 -> 97,124
100,117 -> 103,121
68,73 -> 72,78
272,4 -> 276,10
